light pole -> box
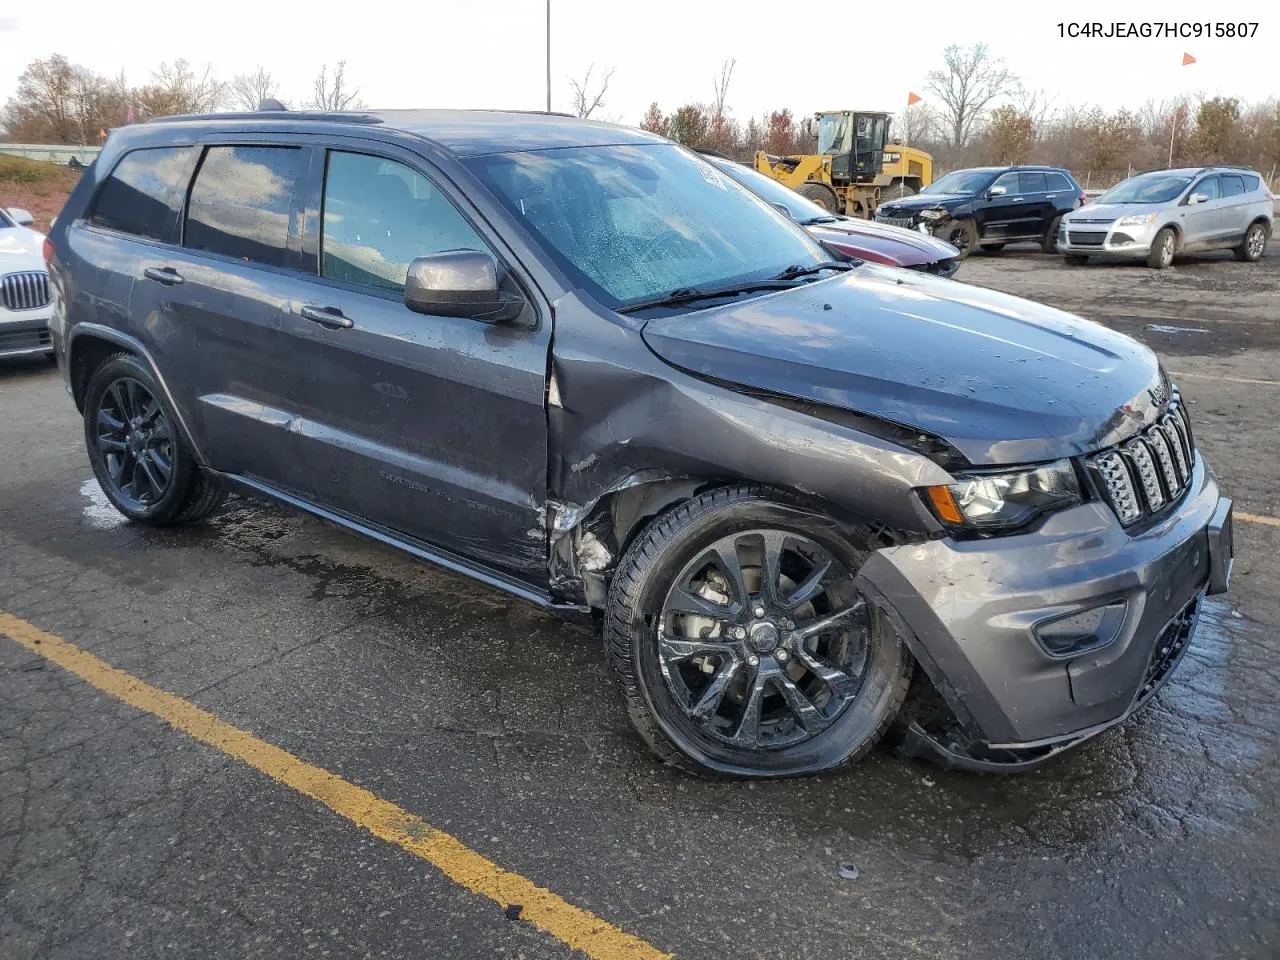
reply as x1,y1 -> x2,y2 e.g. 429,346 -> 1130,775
545,0 -> 551,113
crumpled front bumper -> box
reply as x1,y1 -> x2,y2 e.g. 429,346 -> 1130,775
858,456 -> 1232,770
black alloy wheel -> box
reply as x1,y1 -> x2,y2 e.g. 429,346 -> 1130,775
94,376 -> 176,509
935,218 -> 976,259
83,352 -> 226,526
656,529 -> 870,752
605,486 -> 911,778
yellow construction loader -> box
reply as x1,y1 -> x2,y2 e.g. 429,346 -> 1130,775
754,110 -> 933,218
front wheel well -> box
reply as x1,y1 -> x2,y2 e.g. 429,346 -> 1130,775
69,334 -> 130,412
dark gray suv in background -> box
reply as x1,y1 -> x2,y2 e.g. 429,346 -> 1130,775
45,110 -> 1233,777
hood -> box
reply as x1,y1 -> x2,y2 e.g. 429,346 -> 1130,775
878,193 -> 971,213
1064,202 -> 1139,223
0,226 -> 47,268
641,265 -> 1164,466
807,219 -> 958,267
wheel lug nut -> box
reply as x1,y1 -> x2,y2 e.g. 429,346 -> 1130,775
752,604 -> 765,618
730,626 -> 746,640
746,654 -> 759,667
776,648 -> 789,661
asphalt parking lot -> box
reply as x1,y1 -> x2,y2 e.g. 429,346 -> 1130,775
3,247 -> 1279,959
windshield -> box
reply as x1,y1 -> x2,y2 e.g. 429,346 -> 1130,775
704,156 -> 833,223
816,114 -> 852,155
921,170 -> 995,195
464,143 -> 829,310
1097,174 -> 1193,204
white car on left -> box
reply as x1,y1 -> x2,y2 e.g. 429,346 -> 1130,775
1,207 -> 55,360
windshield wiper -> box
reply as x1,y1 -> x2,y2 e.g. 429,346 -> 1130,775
798,215 -> 842,225
617,279 -> 805,315
770,261 -> 853,281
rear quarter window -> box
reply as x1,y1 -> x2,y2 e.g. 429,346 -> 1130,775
184,145 -> 306,269
1046,172 -> 1074,192
90,147 -> 194,242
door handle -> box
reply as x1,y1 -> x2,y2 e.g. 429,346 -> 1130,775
300,305 -> 353,329
143,266 -> 183,286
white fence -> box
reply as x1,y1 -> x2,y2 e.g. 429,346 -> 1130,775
0,143 -> 101,165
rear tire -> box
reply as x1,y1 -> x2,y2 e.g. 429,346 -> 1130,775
1146,226 -> 1176,269
83,353 -> 226,527
1041,215 -> 1063,254
604,485 -> 911,779
935,219 -> 977,259
1235,222 -> 1267,262
799,182 -> 839,213
879,181 -> 917,202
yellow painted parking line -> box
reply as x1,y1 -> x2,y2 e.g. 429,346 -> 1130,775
1170,371 -> 1280,387
1238,511 -> 1280,528
0,612 -> 670,960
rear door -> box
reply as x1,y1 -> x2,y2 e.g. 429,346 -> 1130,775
1182,175 -> 1221,248
130,138 -> 323,498
285,143 -> 551,580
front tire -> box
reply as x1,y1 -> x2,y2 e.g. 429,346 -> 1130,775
935,219 -> 976,259
84,353 -> 226,526
1235,222 -> 1267,262
799,182 -> 839,213
1147,226 -> 1176,269
604,486 -> 911,778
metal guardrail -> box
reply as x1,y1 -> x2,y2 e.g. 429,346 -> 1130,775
0,143 -> 102,165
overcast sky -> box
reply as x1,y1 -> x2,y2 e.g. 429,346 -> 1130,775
0,0 -> 1270,127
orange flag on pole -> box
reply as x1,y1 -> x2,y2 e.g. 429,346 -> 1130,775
907,92 -> 922,106
1182,52 -> 1196,65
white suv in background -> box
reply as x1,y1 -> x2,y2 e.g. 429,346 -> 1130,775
0,207 -> 55,359
1058,166 -> 1273,269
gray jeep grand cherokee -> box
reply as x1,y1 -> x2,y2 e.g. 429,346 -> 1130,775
45,109 -> 1233,777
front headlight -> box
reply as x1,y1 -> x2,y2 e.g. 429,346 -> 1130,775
918,208 -> 947,221
1116,212 -> 1158,227
924,460 -> 1081,531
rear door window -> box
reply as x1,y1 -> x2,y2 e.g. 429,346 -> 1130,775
1046,172 -> 1073,193
90,147 -> 194,242
1018,172 -> 1048,193
1220,175 -> 1245,198
184,145 -> 306,268
320,150 -> 490,294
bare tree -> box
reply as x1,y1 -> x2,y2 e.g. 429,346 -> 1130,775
230,67 -> 281,111
568,64 -> 614,119
894,103 -> 938,145
3,55 -> 77,143
926,43 -> 1019,148
309,61 -> 364,111
134,60 -> 224,119
711,59 -> 735,126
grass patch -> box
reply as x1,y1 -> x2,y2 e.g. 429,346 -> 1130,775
0,154 -> 68,185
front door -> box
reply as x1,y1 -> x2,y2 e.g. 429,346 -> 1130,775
1181,175 -> 1222,248
977,171 -> 1037,240
287,146 -> 551,580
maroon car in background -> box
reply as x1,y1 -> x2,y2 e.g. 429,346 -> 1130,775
702,153 -> 961,278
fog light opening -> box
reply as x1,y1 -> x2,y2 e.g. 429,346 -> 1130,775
1034,600 -> 1128,658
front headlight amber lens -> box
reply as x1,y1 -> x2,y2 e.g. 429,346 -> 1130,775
925,460 -> 1081,531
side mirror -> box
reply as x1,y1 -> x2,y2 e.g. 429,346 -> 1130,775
404,250 -> 528,324
987,185 -> 1007,198
1188,192 -> 1209,205
7,207 -> 35,227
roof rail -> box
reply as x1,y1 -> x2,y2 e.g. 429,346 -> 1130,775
145,110 -> 383,125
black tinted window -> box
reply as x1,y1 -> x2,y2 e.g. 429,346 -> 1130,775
321,151 -> 489,294
1018,172 -> 1048,193
184,146 -> 305,268
91,147 -> 192,242
1046,172 -> 1073,192
1220,175 -> 1245,198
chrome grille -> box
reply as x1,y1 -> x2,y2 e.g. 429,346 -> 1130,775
1,271 -> 52,311
1088,400 -> 1196,526
876,215 -> 915,228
